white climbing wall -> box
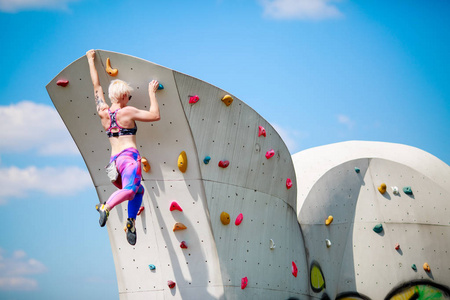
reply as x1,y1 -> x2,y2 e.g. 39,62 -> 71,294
47,50 -> 307,300
293,141 -> 450,299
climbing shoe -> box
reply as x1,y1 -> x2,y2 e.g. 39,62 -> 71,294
96,203 -> 109,227
126,218 -> 137,246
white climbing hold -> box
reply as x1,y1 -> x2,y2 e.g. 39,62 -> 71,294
392,186 -> 399,195
269,239 -> 276,250
326,239 -> 331,248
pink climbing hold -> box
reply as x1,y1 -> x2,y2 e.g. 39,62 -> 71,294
180,241 -> 188,249
170,201 -> 183,212
235,213 -> 243,226
258,126 -> 266,137
286,178 -> 293,189
241,277 -> 248,289
218,160 -> 230,168
292,261 -> 298,277
167,280 -> 176,289
265,149 -> 275,159
56,79 -> 69,87
137,206 -> 144,216
189,95 -> 200,104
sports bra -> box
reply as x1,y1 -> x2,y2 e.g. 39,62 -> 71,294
106,109 -> 137,138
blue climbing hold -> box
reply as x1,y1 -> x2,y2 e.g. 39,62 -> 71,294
158,83 -> 164,90
373,224 -> 383,233
411,264 -> 417,271
403,186 -> 413,195
149,264 -> 156,270
204,156 -> 211,164
355,167 -> 360,173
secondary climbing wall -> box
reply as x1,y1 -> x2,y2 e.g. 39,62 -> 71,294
293,141 -> 450,300
47,50 -> 307,300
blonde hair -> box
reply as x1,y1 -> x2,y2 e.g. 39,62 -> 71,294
108,80 -> 134,103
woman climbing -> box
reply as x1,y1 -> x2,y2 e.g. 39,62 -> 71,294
86,49 -> 161,245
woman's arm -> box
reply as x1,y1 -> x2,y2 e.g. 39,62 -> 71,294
128,80 -> 161,122
86,50 -> 108,113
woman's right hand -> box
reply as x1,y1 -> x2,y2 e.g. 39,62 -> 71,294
149,80 -> 159,93
86,49 -> 95,61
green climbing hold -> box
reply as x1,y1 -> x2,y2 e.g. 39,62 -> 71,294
411,264 -> 417,271
355,167 -> 360,173
373,224 -> 383,233
403,186 -> 413,195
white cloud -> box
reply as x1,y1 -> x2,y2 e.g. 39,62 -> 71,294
271,123 -> 308,153
0,0 -> 79,13
337,114 -> 355,129
0,165 -> 92,204
0,101 -> 78,156
259,0 -> 343,20
0,248 -> 46,291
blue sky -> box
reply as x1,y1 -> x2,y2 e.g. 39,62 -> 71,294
0,0 -> 449,299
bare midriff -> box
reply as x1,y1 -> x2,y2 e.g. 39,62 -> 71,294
109,135 -> 137,156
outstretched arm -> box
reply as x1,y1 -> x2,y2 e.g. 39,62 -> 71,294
86,50 -> 108,113
128,80 -> 161,122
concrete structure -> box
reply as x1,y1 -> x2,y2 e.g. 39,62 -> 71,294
47,51 -> 450,299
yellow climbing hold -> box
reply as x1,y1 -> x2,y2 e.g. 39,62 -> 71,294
178,151 -> 187,173
378,183 -> 387,194
220,212 -> 230,225
141,157 -> 150,172
325,215 -> 333,226
221,95 -> 233,106
310,264 -> 325,292
106,57 -> 118,77
173,222 -> 187,231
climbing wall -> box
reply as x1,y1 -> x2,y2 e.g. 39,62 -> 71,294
47,50 -> 307,299
293,141 -> 450,300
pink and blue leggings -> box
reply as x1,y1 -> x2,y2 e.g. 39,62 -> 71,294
106,148 -> 144,220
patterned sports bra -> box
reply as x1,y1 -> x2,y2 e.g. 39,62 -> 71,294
106,109 -> 137,138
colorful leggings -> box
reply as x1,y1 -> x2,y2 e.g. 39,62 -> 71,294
106,147 -> 144,220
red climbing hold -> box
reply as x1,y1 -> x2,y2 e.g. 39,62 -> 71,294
180,241 -> 188,249
235,213 -> 243,226
56,79 -> 69,87
395,243 -> 400,250
292,261 -> 298,277
265,149 -> 275,159
286,178 -> 292,189
137,206 -> 144,216
218,160 -> 229,168
258,126 -> 266,137
189,95 -> 200,104
170,201 -> 183,212
241,277 -> 248,289
168,280 -> 176,289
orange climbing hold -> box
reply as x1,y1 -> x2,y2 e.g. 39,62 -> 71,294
137,206 -> 144,216
286,178 -> 293,189
423,263 -> 431,272
378,183 -> 387,194
141,157 -> 150,172
292,261 -> 298,277
180,241 -> 188,249
170,201 -> 183,212
106,57 -> 118,76
235,213 -> 243,226
220,212 -> 230,225
56,79 -> 69,87
241,277 -> 248,289
178,151 -> 187,173
258,126 -> 266,137
167,280 -> 176,289
265,149 -> 275,159
218,160 -> 229,168
221,95 -> 233,106
173,222 -> 187,231
325,215 -> 333,226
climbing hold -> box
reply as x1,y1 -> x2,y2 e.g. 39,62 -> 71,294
180,241 -> 188,249
203,156 -> 211,164
286,178 -> 293,189
354,167 -> 360,173
269,239 -> 276,250
392,186 -> 399,195
158,83 -> 164,90
403,186 -> 413,195
378,183 -> 387,194
56,79 -> 69,87
137,206 -> 144,216
325,216 -> 333,226
258,126 -> 266,137
141,157 -> 150,172
173,222 -> 187,231
395,243 -> 400,250
292,261 -> 298,277
106,57 -> 118,77
170,201 -> 183,212
423,262 -> 431,272
411,264 -> 417,271
178,151 -> 187,173
220,212 -> 230,225
221,95 -> 233,106
310,262 -> 326,292
218,160 -> 229,168
265,149 -> 275,159
149,264 -> 156,270
325,239 -> 331,248
189,95 -> 200,104
235,213 -> 243,226
167,280 -> 176,289
241,277 -> 248,289
373,224 -> 383,233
